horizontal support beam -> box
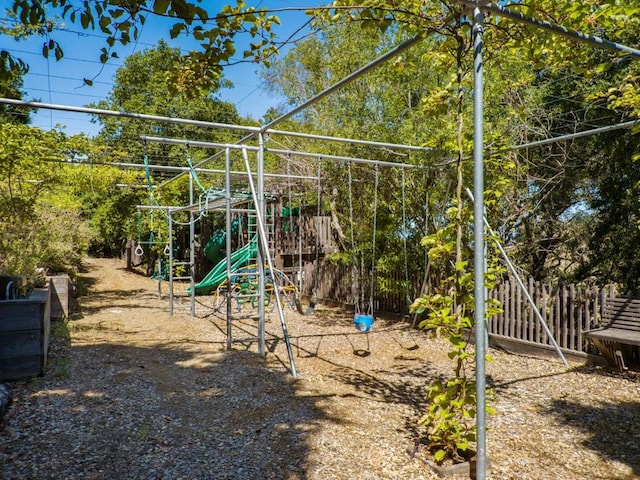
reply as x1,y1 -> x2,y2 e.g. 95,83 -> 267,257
464,1 -> 640,58
0,98 -> 261,133
142,135 -> 427,169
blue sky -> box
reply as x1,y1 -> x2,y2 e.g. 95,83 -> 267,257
3,2 -> 315,136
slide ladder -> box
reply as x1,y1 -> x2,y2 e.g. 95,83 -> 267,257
226,210 -> 277,346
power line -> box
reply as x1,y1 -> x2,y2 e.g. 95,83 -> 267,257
24,71 -> 113,86
4,46 -> 125,68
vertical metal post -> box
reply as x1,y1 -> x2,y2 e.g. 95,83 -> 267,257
257,133 -> 266,357
473,7 -> 487,480
225,148 -> 233,351
189,172 -> 195,317
168,210 -> 174,316
157,257 -> 162,299
298,221 -> 303,292
241,148 -> 297,377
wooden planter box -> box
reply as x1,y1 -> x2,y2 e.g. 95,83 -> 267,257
48,275 -> 70,319
0,288 -> 51,381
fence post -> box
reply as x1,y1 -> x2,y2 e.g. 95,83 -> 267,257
568,284 -> 576,350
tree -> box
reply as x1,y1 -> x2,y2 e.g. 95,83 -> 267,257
83,41 -> 253,256
91,40 -> 243,160
575,128 -> 640,292
487,27 -> 640,284
0,51 -> 30,124
0,124 -> 93,276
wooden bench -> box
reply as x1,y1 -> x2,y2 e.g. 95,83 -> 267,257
584,296 -> 640,371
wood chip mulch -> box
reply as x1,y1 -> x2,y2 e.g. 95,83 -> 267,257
1,257 -> 640,479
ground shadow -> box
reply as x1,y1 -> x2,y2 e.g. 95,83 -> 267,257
543,398 -> 640,476
279,316 -> 443,446
489,363 -> 637,393
1,342 -> 333,480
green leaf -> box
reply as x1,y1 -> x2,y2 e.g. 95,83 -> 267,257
109,8 -> 124,19
80,12 -> 90,29
455,260 -> 467,271
153,0 -> 170,15
99,15 -> 111,32
456,440 -> 469,451
169,23 -> 184,39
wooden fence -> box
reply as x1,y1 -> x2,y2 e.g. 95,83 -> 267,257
487,279 -> 614,355
301,261 -> 615,356
299,261 -> 419,314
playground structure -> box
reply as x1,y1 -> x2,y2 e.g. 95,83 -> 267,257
129,135 -> 428,379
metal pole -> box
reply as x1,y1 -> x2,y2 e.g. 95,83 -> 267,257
100,156 -> 321,181
461,1 -> 640,58
439,117 -> 640,167
472,8 -> 487,480
494,118 -> 640,154
163,32 -> 435,185
241,148 -> 297,378
157,257 -> 162,299
140,135 -> 428,170
225,148 -> 233,351
168,210 -> 174,317
0,98 -> 262,133
257,134 -> 266,358
266,128 -> 431,152
266,148 -> 426,169
189,172 -> 196,317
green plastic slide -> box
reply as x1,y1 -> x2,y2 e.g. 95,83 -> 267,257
203,217 -> 241,265
189,238 -> 258,296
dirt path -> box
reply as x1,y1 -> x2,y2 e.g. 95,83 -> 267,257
2,257 -> 640,479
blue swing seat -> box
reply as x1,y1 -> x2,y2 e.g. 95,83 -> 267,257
354,314 -> 374,332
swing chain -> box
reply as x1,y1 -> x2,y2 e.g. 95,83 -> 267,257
402,168 -> 410,302
347,162 -> 360,314
369,163 -> 379,317
312,157 -> 322,297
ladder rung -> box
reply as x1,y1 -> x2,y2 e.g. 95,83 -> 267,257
231,336 -> 260,343
173,276 -> 192,281
234,293 -> 260,299
173,262 -> 191,266
229,314 -> 260,321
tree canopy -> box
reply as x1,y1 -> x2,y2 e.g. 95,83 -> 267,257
4,0 -> 282,95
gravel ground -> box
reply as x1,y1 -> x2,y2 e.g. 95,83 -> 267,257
1,257 -> 640,479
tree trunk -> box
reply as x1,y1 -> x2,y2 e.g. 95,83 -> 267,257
329,185 -> 347,250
